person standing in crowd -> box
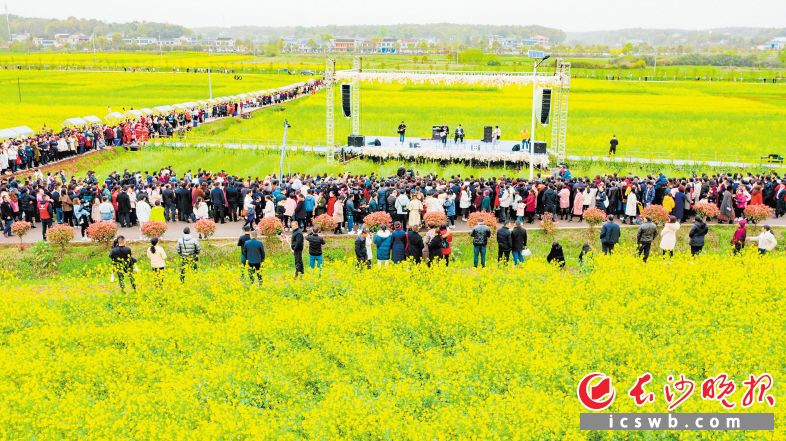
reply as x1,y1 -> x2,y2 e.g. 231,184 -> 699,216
116,188 -> 131,228
470,217 -> 491,268
37,195 -> 54,241
636,216 -> 657,262
390,222 -> 407,264
290,220 -> 304,276
175,227 -> 201,282
750,225 -> 777,255
146,237 -> 167,286
608,135 -> 619,156
623,187 -> 638,224
460,187 -> 472,222
688,216 -> 709,256
524,190 -> 537,223
241,231 -> 265,283
439,224 -> 452,267
210,182 -> 226,224
731,219 -> 747,255
659,216 -> 680,257
306,227 -> 325,271
332,197 -> 344,234
397,121 -> 407,143
570,189 -> 584,222
425,226 -> 442,267
407,193 -> 423,229
109,235 -> 136,293
546,241 -> 566,268
599,215 -> 620,254
1,195 -> 13,237
355,229 -> 371,269
405,225 -> 424,264
136,196 -> 151,240
374,225 -> 392,266
496,221 -> 513,263
98,196 -> 115,221
237,225 -> 252,278
511,221 -> 527,265
395,191 -> 410,228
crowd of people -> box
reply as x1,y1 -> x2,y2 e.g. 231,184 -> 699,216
0,162 -> 777,290
0,80 -> 322,174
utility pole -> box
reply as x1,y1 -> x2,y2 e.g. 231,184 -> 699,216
207,67 -> 213,99
279,120 -> 291,183
4,4 -> 10,42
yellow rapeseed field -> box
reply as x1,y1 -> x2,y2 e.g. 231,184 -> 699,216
0,250 -> 782,439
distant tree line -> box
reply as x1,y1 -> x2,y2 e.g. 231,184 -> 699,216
4,14 -> 191,39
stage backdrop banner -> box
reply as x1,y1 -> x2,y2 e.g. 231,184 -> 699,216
334,71 -> 568,88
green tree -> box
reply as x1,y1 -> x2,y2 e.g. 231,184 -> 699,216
621,42 -> 635,55
780,50 -> 786,67
111,33 -> 123,49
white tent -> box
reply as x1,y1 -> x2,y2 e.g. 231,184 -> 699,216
105,112 -> 126,121
172,104 -> 187,110
183,102 -> 199,108
0,128 -> 18,139
83,115 -> 102,124
126,110 -> 143,117
140,108 -> 155,115
153,105 -> 173,113
63,117 -> 88,127
0,126 -> 35,139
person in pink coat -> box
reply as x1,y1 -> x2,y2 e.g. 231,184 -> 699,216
571,190 -> 584,222
558,185 -> 571,220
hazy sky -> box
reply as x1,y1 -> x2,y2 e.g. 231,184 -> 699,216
9,0 -> 786,32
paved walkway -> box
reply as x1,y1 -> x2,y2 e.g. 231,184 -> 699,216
564,155 -> 781,170
7,215 -> 786,245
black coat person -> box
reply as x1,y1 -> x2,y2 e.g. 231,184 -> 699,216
547,242 -> 566,268
291,227 -> 305,276
405,229 -> 424,263
116,191 -> 131,214
511,225 -> 528,252
496,225 -> 513,262
176,186 -> 192,220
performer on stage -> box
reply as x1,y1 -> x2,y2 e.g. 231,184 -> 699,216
520,128 -> 530,151
609,135 -> 619,156
397,121 -> 407,143
493,126 -> 502,144
454,125 -> 465,144
440,123 -> 449,146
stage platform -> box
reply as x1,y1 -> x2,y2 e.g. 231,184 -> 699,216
342,136 -> 550,168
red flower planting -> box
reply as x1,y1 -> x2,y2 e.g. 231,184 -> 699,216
467,212 -> 498,234
257,217 -> 284,236
364,211 -> 393,232
140,221 -> 168,239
